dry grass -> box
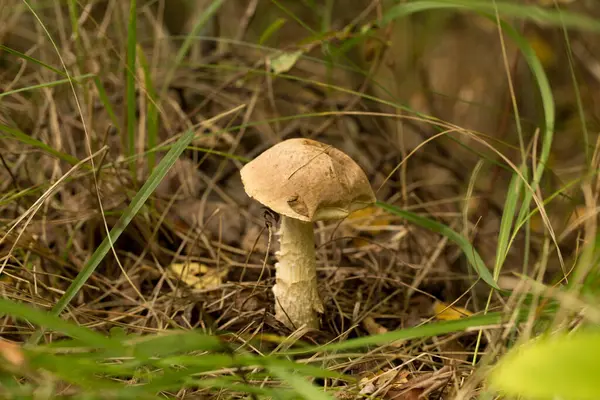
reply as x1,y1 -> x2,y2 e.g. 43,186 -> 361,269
2,0 -> 600,399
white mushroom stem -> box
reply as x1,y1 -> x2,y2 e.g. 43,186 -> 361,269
273,216 -> 324,329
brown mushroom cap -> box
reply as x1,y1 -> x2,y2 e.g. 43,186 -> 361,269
240,138 -> 376,222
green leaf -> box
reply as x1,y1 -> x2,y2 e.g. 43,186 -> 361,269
268,366 -> 334,400
376,201 -> 499,289
488,331 -> 600,400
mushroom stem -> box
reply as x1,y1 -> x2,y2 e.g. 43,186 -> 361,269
273,216 -> 324,329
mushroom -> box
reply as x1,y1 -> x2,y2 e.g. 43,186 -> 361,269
240,138 -> 376,329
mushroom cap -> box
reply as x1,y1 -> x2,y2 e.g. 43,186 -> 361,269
240,138 -> 376,222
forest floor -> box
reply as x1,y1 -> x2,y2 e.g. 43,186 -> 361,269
1,1 -> 600,399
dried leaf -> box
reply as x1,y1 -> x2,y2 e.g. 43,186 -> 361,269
433,301 -> 472,321
347,206 -> 392,247
362,316 -> 388,335
360,369 -> 410,395
269,50 -> 303,74
168,262 -> 228,290
347,206 -> 392,233
0,339 -> 25,368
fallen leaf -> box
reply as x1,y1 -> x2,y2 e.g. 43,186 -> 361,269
347,206 -> 392,233
360,369 -> 410,395
168,262 -> 228,290
362,316 -> 388,335
346,206 -> 392,248
269,50 -> 303,74
0,339 -> 25,368
433,301 -> 472,321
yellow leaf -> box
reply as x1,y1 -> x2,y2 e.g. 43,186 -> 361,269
168,262 -> 227,290
347,206 -> 392,248
351,237 -> 371,248
347,206 -> 391,233
433,301 -> 473,321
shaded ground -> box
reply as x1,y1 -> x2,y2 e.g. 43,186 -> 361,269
2,1 -> 600,398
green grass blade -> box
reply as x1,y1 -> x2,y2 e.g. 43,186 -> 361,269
159,0 -> 225,94
268,366 -> 334,400
372,0 -> 560,270
129,332 -> 226,358
261,358 -> 346,380
187,146 -> 249,162
93,76 -> 120,129
500,21 -> 555,228
376,201 -> 499,289
494,171 -> 524,277
27,128 -> 197,345
27,104 -> 242,345
126,0 -> 137,177
0,123 -> 81,166
153,354 -> 237,370
258,18 -> 288,45
0,44 -> 65,76
286,313 -> 502,354
0,299 -> 122,351
0,73 -> 95,99
184,377 -> 283,397
28,353 -> 134,391
380,0 -> 600,32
